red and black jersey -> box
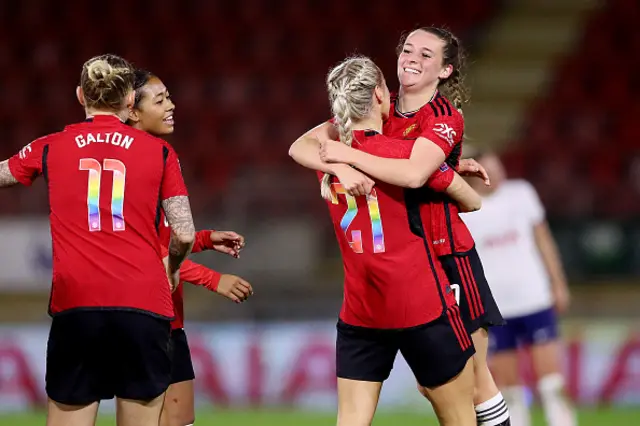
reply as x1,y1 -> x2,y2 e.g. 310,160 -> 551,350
320,130 -> 455,329
8,115 -> 187,318
384,92 -> 475,257
158,215 -> 222,329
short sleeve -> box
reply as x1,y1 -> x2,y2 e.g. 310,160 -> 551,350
521,181 -> 545,224
417,111 -> 464,158
426,163 -> 455,192
8,137 -> 48,186
160,144 -> 188,200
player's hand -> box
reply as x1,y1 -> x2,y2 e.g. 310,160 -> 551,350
334,165 -> 375,197
216,274 -> 253,303
210,231 -> 245,258
552,283 -> 570,314
319,139 -> 353,164
162,256 -> 181,293
458,158 -> 490,186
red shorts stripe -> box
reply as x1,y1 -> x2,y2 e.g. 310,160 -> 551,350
447,305 -> 471,350
463,257 -> 485,316
455,306 -> 472,348
455,257 -> 479,319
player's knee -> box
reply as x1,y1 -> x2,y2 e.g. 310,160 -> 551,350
160,401 -> 195,426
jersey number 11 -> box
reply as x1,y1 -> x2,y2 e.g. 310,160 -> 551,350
79,158 -> 127,232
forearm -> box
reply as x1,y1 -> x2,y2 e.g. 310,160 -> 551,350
349,150 -> 439,189
180,259 -> 222,292
534,222 -> 568,288
0,160 -> 19,187
445,173 -> 482,212
289,136 -> 349,174
162,196 -> 196,271
192,230 -> 215,253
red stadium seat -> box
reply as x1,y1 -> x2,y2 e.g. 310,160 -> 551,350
0,0 -> 498,215
512,0 -> 639,217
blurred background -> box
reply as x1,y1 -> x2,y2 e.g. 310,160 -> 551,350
0,0 -> 639,424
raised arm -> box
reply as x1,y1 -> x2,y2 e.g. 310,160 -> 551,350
320,136 -> 446,188
288,122 -> 346,174
289,122 -> 374,196
0,160 -> 18,187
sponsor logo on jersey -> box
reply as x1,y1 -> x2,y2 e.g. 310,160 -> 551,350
433,123 -> 456,146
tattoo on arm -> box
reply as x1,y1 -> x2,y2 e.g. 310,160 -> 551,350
162,196 -> 196,272
0,160 -> 18,187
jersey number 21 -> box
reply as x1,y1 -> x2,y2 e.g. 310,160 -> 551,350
331,183 -> 385,253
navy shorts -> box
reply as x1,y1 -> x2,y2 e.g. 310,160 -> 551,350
489,307 -> 559,353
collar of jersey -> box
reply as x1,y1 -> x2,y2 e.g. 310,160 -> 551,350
84,115 -> 124,124
394,90 -> 439,118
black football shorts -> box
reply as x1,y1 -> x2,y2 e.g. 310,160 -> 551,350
169,328 -> 196,385
336,306 -> 475,388
46,310 -> 172,405
439,246 -> 505,335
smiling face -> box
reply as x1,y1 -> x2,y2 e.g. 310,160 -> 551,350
397,29 -> 453,95
129,76 -> 175,136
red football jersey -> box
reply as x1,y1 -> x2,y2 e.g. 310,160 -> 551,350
321,130 -> 455,329
8,115 -> 187,318
384,92 -> 475,257
158,215 -> 222,329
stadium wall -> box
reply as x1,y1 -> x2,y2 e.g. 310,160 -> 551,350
0,320 -> 638,413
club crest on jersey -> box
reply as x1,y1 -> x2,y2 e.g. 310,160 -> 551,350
403,124 -> 417,137
439,163 -> 450,172
433,123 -> 456,146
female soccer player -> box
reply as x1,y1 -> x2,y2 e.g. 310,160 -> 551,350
0,55 -> 195,426
290,27 -> 509,426
306,55 -> 479,426
463,150 -> 576,426
128,69 -> 253,426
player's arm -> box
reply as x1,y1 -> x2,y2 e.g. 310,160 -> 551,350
426,165 -> 481,212
180,259 -> 253,303
192,230 -> 215,253
534,221 -> 570,313
163,196 -> 195,271
0,160 -> 18,187
289,121 -> 374,196
193,230 -> 245,258
320,136 -> 446,188
161,145 -> 195,273
2,139 -> 48,188
288,122 -> 348,174
180,258 -> 221,291
444,173 -> 482,212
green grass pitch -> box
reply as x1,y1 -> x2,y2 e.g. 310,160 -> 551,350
1,407 -> 638,425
